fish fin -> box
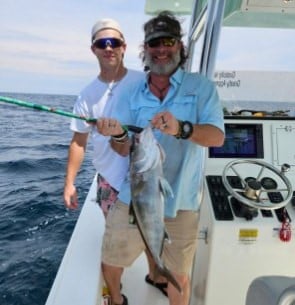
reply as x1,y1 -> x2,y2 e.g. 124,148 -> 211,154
157,143 -> 166,162
159,177 -> 174,198
158,264 -> 183,294
164,230 -> 171,243
158,231 -> 170,259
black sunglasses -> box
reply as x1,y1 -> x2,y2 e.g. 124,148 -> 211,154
92,37 -> 124,49
147,37 -> 177,48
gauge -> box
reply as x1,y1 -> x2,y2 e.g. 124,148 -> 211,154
245,177 -> 256,183
261,177 -> 278,190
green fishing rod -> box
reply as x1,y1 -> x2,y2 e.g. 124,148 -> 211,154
0,95 -> 143,133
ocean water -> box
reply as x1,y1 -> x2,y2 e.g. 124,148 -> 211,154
0,92 -> 95,305
222,100 -> 295,117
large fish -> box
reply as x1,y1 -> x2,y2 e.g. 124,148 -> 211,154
130,126 -> 182,293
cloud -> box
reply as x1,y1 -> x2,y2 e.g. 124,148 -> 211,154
215,27 -> 295,71
0,1 -> 294,94
0,0 -> 150,94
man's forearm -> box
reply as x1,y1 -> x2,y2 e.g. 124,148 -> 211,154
65,141 -> 85,185
110,137 -> 131,157
189,124 -> 224,147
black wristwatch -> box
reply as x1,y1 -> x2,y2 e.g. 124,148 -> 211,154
175,120 -> 193,139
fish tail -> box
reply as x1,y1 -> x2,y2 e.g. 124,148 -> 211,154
164,230 -> 171,243
158,264 -> 183,294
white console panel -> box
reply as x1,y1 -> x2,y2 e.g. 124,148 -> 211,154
190,117 -> 295,305
205,118 -> 295,179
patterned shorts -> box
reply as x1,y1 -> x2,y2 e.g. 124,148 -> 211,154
96,174 -> 118,215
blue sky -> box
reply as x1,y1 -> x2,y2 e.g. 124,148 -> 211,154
0,0 -> 149,95
0,0 -> 294,95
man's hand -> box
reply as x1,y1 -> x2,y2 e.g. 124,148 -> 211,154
96,118 -> 125,136
151,111 -> 179,136
64,183 -> 78,209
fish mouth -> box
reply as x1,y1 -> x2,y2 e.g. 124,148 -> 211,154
130,125 -> 154,152
130,131 -> 142,154
126,125 -> 144,133
130,136 -> 136,154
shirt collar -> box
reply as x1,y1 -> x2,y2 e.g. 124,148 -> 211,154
143,67 -> 184,90
170,68 -> 184,86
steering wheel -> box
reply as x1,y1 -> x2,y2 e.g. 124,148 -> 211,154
222,160 -> 293,210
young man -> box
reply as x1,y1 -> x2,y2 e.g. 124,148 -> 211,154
97,11 -> 225,305
64,19 -> 158,304
63,18 -> 143,214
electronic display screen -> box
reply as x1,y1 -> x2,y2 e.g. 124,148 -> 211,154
209,123 -> 264,158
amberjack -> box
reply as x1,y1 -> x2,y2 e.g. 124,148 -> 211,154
130,126 -> 182,293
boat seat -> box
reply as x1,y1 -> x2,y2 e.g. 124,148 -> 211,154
246,276 -> 295,305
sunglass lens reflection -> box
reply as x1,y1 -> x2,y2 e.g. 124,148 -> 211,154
93,38 -> 123,49
148,38 -> 176,48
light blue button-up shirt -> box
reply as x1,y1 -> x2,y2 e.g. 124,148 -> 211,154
116,68 -> 224,218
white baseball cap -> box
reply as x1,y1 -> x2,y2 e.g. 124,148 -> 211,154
91,18 -> 124,41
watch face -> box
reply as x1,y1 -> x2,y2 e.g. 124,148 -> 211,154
181,121 -> 193,139
183,122 -> 191,132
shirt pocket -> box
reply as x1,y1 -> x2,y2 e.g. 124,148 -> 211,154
131,103 -> 158,128
169,94 -> 197,122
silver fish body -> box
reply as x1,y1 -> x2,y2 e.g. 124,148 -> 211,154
130,126 -> 182,293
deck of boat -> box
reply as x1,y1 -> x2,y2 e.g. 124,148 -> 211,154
121,254 -> 168,305
45,175 -> 168,305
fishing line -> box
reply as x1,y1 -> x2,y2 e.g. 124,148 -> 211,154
0,95 -> 143,133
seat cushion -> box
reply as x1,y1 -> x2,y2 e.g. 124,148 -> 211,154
246,276 -> 295,305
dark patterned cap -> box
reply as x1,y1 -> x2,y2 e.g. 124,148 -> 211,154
144,11 -> 182,43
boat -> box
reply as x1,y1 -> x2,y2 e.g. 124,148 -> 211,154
45,1 -> 295,304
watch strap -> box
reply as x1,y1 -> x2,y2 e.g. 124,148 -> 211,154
174,120 -> 182,139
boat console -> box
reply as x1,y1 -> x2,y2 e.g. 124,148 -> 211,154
190,116 -> 295,305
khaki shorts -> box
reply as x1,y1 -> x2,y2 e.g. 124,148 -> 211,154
162,209 -> 199,275
101,200 -> 199,275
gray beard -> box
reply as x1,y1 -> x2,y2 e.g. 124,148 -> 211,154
144,52 -> 181,75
